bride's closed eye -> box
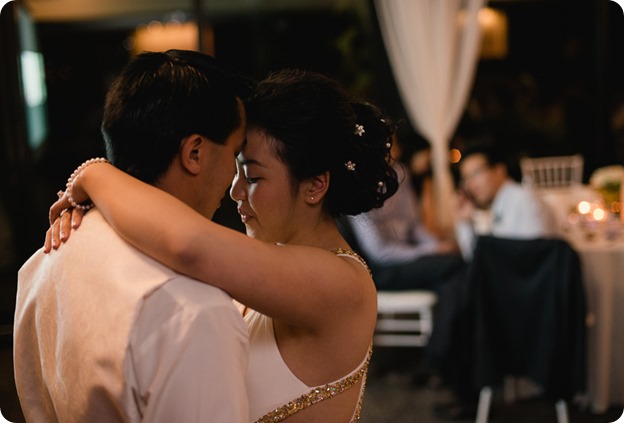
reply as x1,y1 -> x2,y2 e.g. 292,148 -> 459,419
241,164 -> 260,184
233,165 -> 259,184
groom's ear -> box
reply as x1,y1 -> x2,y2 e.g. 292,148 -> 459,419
179,134 -> 206,175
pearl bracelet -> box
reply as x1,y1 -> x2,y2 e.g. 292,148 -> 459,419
65,157 -> 110,211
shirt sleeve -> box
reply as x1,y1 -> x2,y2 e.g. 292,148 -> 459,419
128,277 -> 249,423
345,163 -> 441,264
348,213 -> 439,264
454,219 -> 475,261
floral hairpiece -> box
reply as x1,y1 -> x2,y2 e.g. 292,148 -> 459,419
345,161 -> 357,171
354,124 -> 365,137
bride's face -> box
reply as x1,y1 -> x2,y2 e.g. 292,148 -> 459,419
230,129 -> 299,243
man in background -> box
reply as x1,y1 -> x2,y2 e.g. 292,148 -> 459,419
432,142 -> 558,420
454,142 -> 557,259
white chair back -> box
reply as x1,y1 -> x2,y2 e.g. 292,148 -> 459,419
374,290 -> 437,347
520,154 -> 584,188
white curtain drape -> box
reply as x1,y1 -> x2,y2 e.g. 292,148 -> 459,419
374,0 -> 485,231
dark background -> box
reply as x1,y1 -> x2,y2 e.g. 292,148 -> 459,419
1,0 -> 623,327
1,1 -> 624,421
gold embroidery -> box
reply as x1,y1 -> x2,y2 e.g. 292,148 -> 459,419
254,248 -> 373,422
331,248 -> 372,276
254,346 -> 373,423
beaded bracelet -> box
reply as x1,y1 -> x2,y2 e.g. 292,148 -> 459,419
65,157 -> 110,211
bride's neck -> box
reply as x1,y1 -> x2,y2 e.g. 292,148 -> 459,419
284,218 -> 346,251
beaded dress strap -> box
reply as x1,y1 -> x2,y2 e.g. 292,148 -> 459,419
331,248 -> 372,276
254,344 -> 372,423
254,248 -> 374,422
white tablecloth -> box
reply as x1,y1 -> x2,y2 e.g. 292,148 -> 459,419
569,234 -> 624,413
538,186 -> 624,413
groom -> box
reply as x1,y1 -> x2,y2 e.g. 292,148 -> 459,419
14,50 -> 251,422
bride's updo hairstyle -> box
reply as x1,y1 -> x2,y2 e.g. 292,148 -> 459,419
246,69 -> 399,217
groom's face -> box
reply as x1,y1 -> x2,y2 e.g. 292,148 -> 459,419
198,101 -> 247,219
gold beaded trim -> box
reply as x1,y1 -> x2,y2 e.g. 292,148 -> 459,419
331,248 -> 372,276
254,345 -> 372,423
253,248 -> 373,422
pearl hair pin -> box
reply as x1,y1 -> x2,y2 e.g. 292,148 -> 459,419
354,124 -> 365,137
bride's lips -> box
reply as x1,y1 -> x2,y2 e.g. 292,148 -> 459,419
237,208 -> 253,223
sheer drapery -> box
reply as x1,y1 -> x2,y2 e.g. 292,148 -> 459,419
374,0 -> 485,230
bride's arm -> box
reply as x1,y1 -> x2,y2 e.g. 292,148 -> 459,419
52,162 -> 373,328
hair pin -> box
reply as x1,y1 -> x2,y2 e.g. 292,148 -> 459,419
345,161 -> 357,171
354,124 -> 365,137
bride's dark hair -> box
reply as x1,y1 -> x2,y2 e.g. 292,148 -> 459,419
246,69 -> 399,217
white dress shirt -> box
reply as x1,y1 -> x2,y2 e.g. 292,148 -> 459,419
455,180 -> 558,260
14,210 -> 249,423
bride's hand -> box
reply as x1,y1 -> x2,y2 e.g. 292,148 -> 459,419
44,192 -> 86,253
44,158 -> 107,252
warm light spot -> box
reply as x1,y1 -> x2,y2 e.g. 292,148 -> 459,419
593,208 -> 606,221
479,8 -> 499,28
577,201 -> 591,214
449,148 -> 462,163
132,21 -> 212,55
478,8 -> 508,59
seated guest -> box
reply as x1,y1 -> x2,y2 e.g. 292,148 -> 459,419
431,142 -> 559,420
454,142 -> 558,260
346,127 -> 465,294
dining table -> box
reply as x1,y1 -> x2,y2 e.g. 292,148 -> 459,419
538,185 -> 624,413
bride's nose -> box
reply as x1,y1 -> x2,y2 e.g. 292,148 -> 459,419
230,172 -> 246,202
